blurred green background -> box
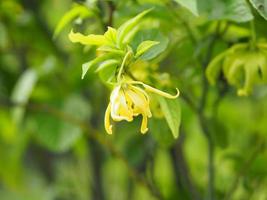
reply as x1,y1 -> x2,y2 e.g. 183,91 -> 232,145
1,0 -> 267,200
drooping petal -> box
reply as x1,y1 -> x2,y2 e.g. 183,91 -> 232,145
117,90 -> 133,121
104,103 -> 112,134
129,81 -> 179,99
69,30 -> 109,46
140,114 -> 148,134
110,86 -> 133,121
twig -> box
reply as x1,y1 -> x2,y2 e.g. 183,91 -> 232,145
170,129 -> 201,200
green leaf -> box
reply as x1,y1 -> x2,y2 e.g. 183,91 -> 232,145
99,64 -> 117,83
69,30 -> 109,46
95,59 -> 119,72
97,46 -> 124,55
132,29 -> 169,61
198,0 -> 253,23
104,27 -> 118,44
34,95 -> 91,152
249,0 -> 267,20
157,97 -> 181,139
149,118 -> 176,148
11,69 -> 38,125
81,53 -> 117,79
54,4 -> 93,38
135,40 -> 160,58
117,8 -> 152,46
174,0 -> 199,16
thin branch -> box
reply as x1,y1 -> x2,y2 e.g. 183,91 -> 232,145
170,129 -> 201,200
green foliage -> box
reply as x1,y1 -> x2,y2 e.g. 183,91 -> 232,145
249,0 -> 267,20
157,97 -> 181,138
53,4 -> 93,38
174,0 -> 199,16
206,42 -> 267,95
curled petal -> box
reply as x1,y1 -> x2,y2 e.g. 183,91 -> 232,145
140,114 -> 148,134
129,81 -> 179,99
105,103 -> 112,134
69,30 -> 108,46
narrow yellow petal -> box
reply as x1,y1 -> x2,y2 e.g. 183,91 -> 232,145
104,103 -> 112,134
69,30 -> 108,46
140,114 -> 148,134
144,85 -> 179,99
129,81 -> 179,99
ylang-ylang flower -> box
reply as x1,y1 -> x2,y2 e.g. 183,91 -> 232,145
105,80 -> 179,134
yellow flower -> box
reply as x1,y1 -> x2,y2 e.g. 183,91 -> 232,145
105,80 -> 179,134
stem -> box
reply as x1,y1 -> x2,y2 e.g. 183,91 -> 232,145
250,20 -> 256,44
197,22 -> 222,200
117,51 -> 132,81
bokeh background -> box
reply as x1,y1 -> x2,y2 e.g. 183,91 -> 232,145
1,0 -> 267,200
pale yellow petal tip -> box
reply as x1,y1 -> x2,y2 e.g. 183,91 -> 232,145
106,125 -> 113,135
172,88 -> 180,98
141,128 -> 148,134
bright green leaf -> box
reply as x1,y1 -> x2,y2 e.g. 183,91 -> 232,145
157,97 -> 181,139
69,30 -> 109,46
174,0 -> 199,16
82,53 -> 117,79
198,0 -> 253,23
54,4 -> 93,38
135,40 -> 160,58
95,59 -> 119,73
117,8 -> 152,46
132,29 -> 169,61
249,0 -> 267,20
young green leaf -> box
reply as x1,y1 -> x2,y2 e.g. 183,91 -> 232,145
69,30 -> 109,46
95,59 -> 119,72
117,8 -> 152,46
157,97 -> 181,138
104,27 -> 118,44
81,54 -> 116,79
132,29 -> 169,61
135,40 -> 160,58
97,46 -> 124,55
54,4 -> 93,38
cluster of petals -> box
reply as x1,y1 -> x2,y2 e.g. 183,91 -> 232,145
105,81 -> 179,134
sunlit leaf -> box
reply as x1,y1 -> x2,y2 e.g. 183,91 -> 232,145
174,0 -> 199,16
117,8 -> 152,46
249,0 -> 267,20
54,4 -> 93,38
69,30 -> 109,46
135,40 -> 160,58
157,97 -> 181,138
